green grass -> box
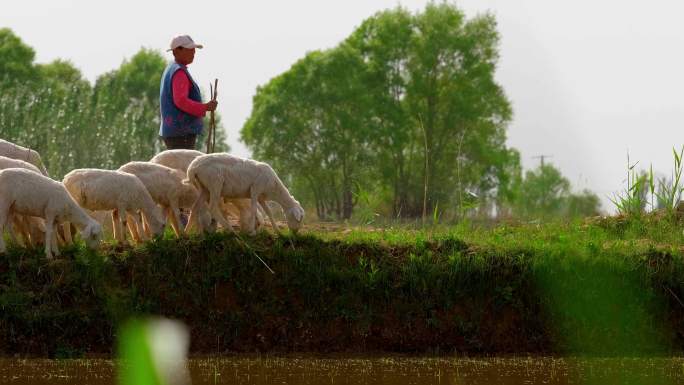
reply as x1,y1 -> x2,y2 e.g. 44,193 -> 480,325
2,215 -> 684,357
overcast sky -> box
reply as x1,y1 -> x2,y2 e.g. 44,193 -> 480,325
3,0 -> 684,212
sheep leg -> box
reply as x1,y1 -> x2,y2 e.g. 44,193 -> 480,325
7,215 -> 20,246
44,215 -> 55,259
126,212 -> 143,244
118,206 -> 128,244
55,223 -> 67,247
62,222 -> 73,244
12,216 -> 28,247
134,211 -> 147,241
245,190 -> 261,235
186,187 -> 208,233
0,205 -> 9,254
256,204 -> 265,228
111,210 -> 120,243
133,212 -> 146,241
222,199 -> 240,220
164,207 -> 176,235
209,188 -> 234,233
26,218 -> 42,247
10,214 -> 35,247
25,217 -> 45,248
141,212 -> 153,239
50,220 -> 61,257
258,198 -> 281,234
70,223 -> 78,242
112,209 -> 127,244
172,205 -> 184,236
166,206 -> 183,237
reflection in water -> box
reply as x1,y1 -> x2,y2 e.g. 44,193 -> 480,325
1,356 -> 682,385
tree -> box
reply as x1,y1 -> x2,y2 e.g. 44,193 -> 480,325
516,164 -> 571,218
507,163 -> 601,219
36,59 -> 89,87
0,29 -> 228,178
566,190 -> 601,218
242,3 -> 514,221
0,28 -> 39,83
92,48 -> 167,165
243,46 -> 371,220
346,8 -> 414,217
404,4 -> 512,217
494,148 -> 523,219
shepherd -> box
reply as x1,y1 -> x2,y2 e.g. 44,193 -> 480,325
159,34 -> 218,150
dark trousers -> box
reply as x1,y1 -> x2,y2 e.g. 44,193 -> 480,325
162,134 -> 197,150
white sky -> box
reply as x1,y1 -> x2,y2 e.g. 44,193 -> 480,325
3,0 -> 684,212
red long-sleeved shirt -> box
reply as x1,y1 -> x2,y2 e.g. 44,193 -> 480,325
172,69 -> 207,117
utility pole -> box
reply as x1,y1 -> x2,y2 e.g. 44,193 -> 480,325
532,154 -> 553,168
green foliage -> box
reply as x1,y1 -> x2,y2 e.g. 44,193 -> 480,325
117,320 -> 161,385
244,46 -> 371,220
36,59 -> 89,87
566,189 -> 602,218
242,3 -> 515,221
507,163 -> 601,219
607,148 -> 684,221
0,28 -> 39,83
609,156 -> 650,218
518,164 -> 570,218
0,30 -> 228,179
653,146 -> 684,215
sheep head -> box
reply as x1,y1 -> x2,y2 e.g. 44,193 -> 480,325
194,201 -> 214,232
81,221 -> 102,249
285,202 -> 305,234
144,207 -> 167,238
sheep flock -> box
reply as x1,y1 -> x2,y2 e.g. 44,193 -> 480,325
0,139 -> 305,258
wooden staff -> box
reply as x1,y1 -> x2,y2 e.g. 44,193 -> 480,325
212,78 -> 218,153
206,79 -> 218,153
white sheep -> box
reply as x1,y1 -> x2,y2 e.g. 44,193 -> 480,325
0,155 -> 42,174
0,139 -> 49,176
150,149 -> 204,174
0,168 -> 102,258
0,156 -> 48,247
150,149 -> 260,232
187,153 -> 305,235
62,169 -> 166,244
118,161 -> 211,237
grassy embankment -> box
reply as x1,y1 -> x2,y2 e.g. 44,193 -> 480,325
1,215 -> 684,357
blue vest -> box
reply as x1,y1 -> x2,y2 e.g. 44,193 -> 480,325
159,62 -> 204,137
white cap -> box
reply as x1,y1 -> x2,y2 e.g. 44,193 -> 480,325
167,35 -> 204,51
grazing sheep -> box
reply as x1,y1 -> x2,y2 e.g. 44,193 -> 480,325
150,149 -> 260,232
0,139 -> 49,176
150,149 -> 204,174
62,169 -> 166,243
187,153 -> 305,235
0,156 -> 42,174
0,168 -> 101,258
0,156 -> 48,247
118,161 -> 211,236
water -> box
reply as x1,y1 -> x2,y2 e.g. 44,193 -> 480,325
1,356 -> 683,385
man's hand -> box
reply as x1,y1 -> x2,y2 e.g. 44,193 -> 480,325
205,100 -> 218,112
